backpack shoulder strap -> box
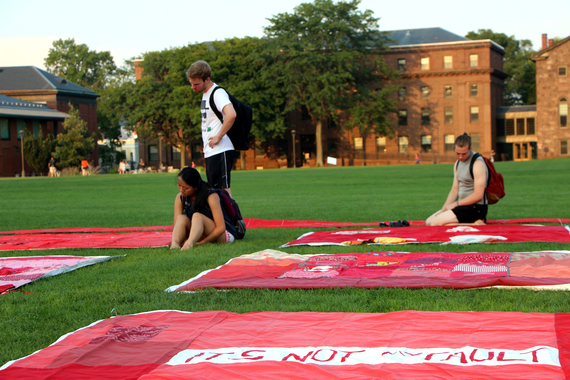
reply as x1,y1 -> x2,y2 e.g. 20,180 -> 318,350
209,86 -> 225,123
469,152 -> 481,179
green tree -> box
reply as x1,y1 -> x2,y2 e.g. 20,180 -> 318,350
45,38 -> 116,89
264,0 -> 397,166
23,128 -> 55,174
466,29 -> 536,105
54,105 -> 95,168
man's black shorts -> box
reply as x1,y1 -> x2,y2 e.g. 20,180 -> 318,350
205,150 -> 235,189
451,204 -> 488,223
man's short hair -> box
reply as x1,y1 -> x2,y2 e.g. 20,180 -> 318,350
455,132 -> 471,148
187,60 -> 211,81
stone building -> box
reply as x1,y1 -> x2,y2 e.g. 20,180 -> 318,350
531,34 -> 570,158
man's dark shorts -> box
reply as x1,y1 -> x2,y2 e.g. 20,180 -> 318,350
205,150 -> 235,189
451,204 -> 488,223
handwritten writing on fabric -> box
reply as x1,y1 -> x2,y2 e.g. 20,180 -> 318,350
167,346 -> 560,367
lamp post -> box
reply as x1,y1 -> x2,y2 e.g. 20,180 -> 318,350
291,129 -> 296,168
19,130 -> 25,177
158,133 -> 163,172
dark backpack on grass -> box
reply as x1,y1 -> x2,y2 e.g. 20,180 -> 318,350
211,188 -> 246,239
457,153 -> 505,204
210,86 -> 252,151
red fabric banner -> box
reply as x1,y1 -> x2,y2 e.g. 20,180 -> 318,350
0,255 -> 119,294
2,310 -> 570,379
167,250 -> 570,291
281,225 -> 570,247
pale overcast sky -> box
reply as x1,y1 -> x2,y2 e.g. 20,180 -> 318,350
0,0 -> 568,70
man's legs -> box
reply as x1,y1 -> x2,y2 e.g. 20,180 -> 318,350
426,209 -> 459,226
205,150 -> 234,197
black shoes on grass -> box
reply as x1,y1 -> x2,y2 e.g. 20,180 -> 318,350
378,220 -> 410,228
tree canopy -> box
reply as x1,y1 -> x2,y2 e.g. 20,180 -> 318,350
466,29 -> 536,105
264,0 -> 397,166
54,105 -> 95,167
23,128 -> 55,174
45,38 -> 117,90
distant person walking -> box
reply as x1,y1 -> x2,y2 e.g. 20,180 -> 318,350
81,159 -> 89,176
415,153 -> 421,164
186,60 -> 236,198
48,157 -> 57,177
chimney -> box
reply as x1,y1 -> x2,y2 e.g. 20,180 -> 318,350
542,34 -> 548,50
548,39 -> 554,47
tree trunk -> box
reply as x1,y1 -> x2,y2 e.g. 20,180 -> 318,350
240,151 -> 246,170
316,120 -> 323,167
179,141 -> 186,168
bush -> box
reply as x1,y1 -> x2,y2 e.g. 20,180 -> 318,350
60,167 -> 80,177
109,168 -> 118,174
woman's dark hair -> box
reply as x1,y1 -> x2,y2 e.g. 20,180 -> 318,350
178,167 -> 210,211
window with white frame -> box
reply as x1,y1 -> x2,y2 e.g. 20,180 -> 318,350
0,118 -> 9,140
421,57 -> 430,70
559,66 -> 567,77
398,109 -> 408,126
421,108 -> 430,125
470,84 -> 478,97
398,136 -> 409,153
470,106 -> 479,123
444,85 -> 452,99
560,98 -> 568,127
33,120 -> 40,137
171,146 -> 181,161
16,119 -> 25,140
421,135 -> 432,152
421,86 -> 430,100
561,140 -> 568,155
444,56 -> 453,69
398,87 -> 407,101
398,58 -> 406,71
376,136 -> 386,154
469,54 -> 478,68
471,133 -> 481,152
444,108 -> 453,124
444,134 -> 455,152
354,137 -> 363,150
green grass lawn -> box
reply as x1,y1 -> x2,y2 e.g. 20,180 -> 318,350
0,158 -> 569,365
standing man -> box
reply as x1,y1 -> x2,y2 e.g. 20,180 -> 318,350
186,60 -> 236,198
48,157 -> 57,177
81,158 -> 89,176
426,133 -> 488,226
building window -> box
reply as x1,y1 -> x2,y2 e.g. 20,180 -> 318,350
444,85 -> 452,99
398,87 -> 407,101
376,136 -> 386,154
469,54 -> 479,68
506,119 -> 515,135
421,135 -> 432,152
149,145 -> 158,161
397,58 -> 406,71
0,118 -> 9,140
398,109 -> 408,126
444,134 -> 455,152
562,140 -> 569,155
444,108 -> 453,124
398,136 -> 409,153
444,56 -> 453,69
16,119 -> 25,140
171,146 -> 181,161
470,106 -> 479,123
354,137 -> 363,150
421,57 -> 430,70
421,108 -> 430,125
516,119 -> 525,135
526,118 -> 535,135
421,86 -> 430,100
470,84 -> 478,97
559,66 -> 568,77
33,120 -> 40,137
471,134 -> 481,152
560,98 -> 568,127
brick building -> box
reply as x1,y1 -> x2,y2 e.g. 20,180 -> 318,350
0,66 -> 99,176
531,34 -> 570,158
0,93 -> 68,176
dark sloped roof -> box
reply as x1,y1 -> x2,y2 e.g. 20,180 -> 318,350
386,27 -> 470,46
497,105 -> 537,113
0,66 -> 98,97
0,93 -> 68,120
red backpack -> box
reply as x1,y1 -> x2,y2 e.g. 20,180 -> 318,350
458,153 -> 505,204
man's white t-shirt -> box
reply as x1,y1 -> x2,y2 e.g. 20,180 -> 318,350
201,84 -> 235,158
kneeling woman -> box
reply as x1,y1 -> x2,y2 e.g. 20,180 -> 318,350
171,167 -> 236,250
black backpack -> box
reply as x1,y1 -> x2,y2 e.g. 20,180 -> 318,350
212,189 -> 246,239
209,86 -> 252,151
